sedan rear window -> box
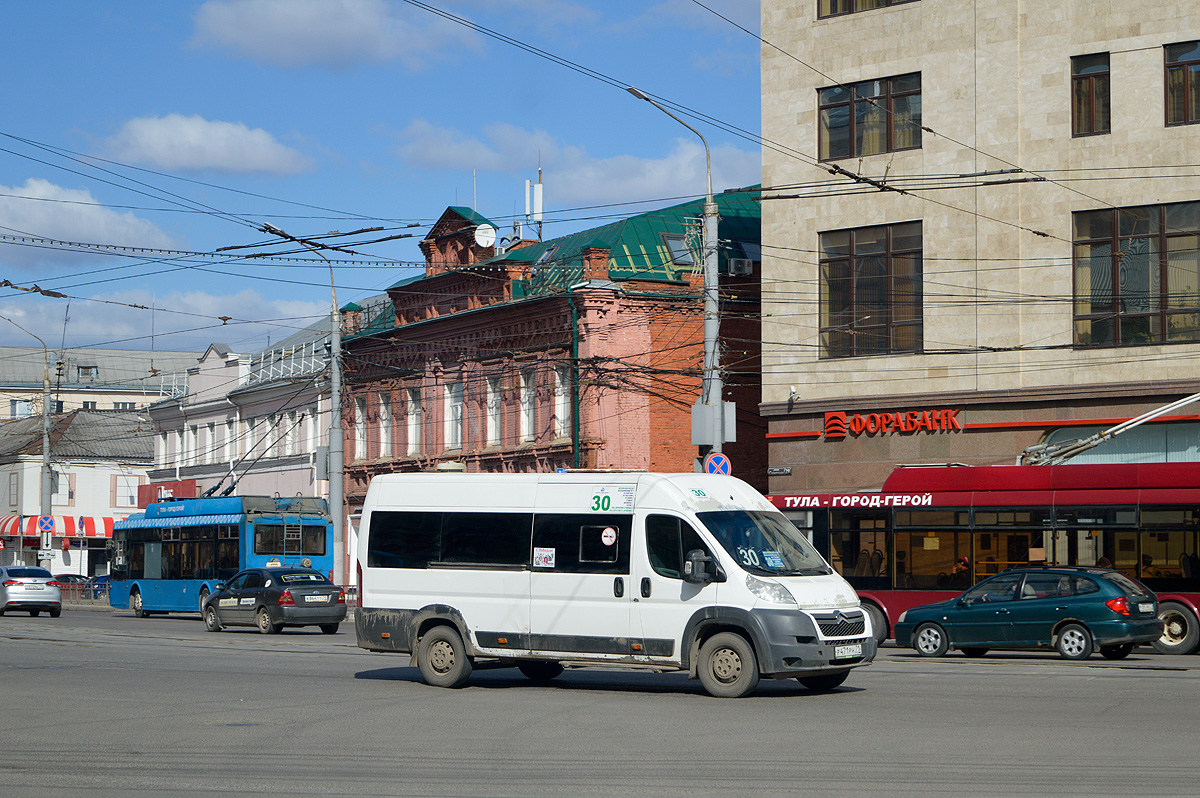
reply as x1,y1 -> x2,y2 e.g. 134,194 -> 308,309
6,567 -> 52,578
279,572 -> 329,583
1103,571 -> 1153,597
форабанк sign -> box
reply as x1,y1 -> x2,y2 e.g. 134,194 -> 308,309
824,408 -> 962,439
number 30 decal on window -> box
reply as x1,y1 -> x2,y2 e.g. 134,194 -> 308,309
737,547 -> 761,567
591,494 -> 612,511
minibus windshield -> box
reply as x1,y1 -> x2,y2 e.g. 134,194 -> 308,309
697,510 -> 832,576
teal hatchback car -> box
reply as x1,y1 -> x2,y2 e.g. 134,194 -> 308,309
893,567 -> 1163,660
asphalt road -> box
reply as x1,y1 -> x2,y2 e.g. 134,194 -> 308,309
2,608 -> 1198,797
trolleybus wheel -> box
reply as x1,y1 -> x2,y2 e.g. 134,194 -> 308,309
198,587 -> 210,614
417,625 -> 473,688
862,602 -> 888,643
698,632 -> 760,698
1152,602 -> 1200,655
130,590 -> 146,619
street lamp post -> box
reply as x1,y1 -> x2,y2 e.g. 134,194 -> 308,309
260,224 -> 345,585
1,314 -> 54,563
625,87 -> 725,456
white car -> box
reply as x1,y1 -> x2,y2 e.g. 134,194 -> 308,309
0,566 -> 63,617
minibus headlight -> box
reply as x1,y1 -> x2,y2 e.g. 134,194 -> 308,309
745,574 -> 796,604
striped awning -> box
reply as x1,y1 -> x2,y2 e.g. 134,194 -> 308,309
0,515 -> 117,538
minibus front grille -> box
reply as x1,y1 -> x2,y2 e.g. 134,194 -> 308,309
815,612 -> 865,638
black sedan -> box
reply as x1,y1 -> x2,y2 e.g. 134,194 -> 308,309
893,566 -> 1163,660
202,567 -> 346,635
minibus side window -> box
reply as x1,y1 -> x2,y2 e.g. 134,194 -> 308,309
439,512 -> 532,566
646,515 -> 710,580
532,513 -> 631,574
367,511 -> 440,569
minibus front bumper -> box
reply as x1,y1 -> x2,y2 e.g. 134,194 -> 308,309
749,607 -> 877,675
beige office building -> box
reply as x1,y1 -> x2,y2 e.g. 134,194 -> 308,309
760,1 -> 1200,493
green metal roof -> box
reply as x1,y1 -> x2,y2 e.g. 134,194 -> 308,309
392,186 -> 760,295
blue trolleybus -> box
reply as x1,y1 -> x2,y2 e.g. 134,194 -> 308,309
109,495 -> 335,617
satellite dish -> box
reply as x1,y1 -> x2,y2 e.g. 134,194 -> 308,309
473,224 -> 497,248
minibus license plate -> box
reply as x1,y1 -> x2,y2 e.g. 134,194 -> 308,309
1138,602 -> 1153,613
304,595 -> 327,603
835,643 -> 862,659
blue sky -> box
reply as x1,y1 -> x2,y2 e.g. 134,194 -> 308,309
0,0 -> 761,353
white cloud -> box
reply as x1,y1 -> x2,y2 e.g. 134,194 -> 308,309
0,178 -> 178,270
106,114 -> 313,175
191,0 -> 476,70
395,120 -> 760,205
0,287 -> 328,353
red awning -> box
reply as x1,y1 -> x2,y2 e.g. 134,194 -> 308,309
0,516 -> 116,538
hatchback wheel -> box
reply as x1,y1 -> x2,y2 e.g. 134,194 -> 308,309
1056,623 -> 1093,660
914,623 -> 949,657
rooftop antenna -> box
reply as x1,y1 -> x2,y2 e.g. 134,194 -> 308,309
526,169 -> 544,242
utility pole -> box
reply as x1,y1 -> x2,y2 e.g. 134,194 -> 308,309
626,87 -> 728,457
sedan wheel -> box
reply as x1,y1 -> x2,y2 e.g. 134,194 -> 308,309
256,607 -> 281,635
914,623 -> 949,657
203,605 -> 222,632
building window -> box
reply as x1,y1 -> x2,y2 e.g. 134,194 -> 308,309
378,393 -> 392,458
78,365 -> 98,380
445,382 -> 463,450
818,0 -> 918,20
8,473 -> 17,507
1166,41 -> 1200,126
158,432 -> 169,467
52,472 -> 75,507
661,233 -> 696,267
113,475 -> 139,508
354,398 -> 367,460
486,377 -> 502,446
554,366 -> 572,439
286,411 -> 299,456
176,429 -> 186,467
1073,201 -> 1200,347
1072,54 -> 1110,136
519,370 -> 537,442
51,400 -> 64,413
187,425 -> 199,465
9,400 -> 32,419
407,389 -> 422,455
82,401 -> 98,410
225,419 -> 236,462
819,221 -> 923,358
243,418 -> 255,458
819,73 -> 920,160
113,401 -> 135,410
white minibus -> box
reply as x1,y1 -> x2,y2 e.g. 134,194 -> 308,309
355,472 -> 876,697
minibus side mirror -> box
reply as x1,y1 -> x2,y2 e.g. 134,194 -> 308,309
683,549 -> 715,584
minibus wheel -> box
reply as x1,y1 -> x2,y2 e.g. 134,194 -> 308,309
517,660 -> 564,682
698,632 -> 760,698
417,625 -> 473,688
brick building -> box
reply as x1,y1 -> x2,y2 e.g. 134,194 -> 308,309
340,188 -> 763,519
